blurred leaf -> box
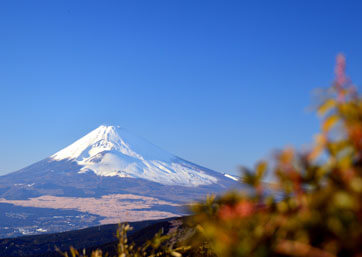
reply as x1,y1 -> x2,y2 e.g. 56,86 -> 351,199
255,161 -> 267,180
322,114 -> 339,132
318,99 -> 336,116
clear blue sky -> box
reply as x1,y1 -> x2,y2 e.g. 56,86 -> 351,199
0,1 -> 361,176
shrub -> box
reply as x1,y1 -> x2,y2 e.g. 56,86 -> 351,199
189,54 -> 361,257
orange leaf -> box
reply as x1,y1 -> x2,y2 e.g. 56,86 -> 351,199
322,115 -> 339,132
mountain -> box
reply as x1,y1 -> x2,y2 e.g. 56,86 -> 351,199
0,125 -> 240,238
52,125 -> 225,187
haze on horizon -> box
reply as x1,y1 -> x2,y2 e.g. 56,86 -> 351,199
1,1 -> 362,176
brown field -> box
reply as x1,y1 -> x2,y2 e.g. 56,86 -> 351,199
0,194 -> 182,224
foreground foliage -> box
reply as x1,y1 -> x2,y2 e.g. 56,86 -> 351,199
189,54 -> 361,257
63,55 -> 361,257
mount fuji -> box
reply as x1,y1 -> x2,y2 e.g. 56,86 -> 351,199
0,125 -> 240,238
52,125 -> 226,187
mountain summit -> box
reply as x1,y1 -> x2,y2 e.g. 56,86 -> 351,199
51,125 -> 218,187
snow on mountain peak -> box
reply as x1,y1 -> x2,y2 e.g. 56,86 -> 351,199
51,125 -> 218,187
52,125 -> 171,162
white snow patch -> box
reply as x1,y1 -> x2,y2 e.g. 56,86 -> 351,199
224,173 -> 239,181
51,125 -> 219,187
36,228 -> 47,233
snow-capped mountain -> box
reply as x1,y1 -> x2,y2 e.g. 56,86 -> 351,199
51,125 -> 218,187
0,125 -> 240,238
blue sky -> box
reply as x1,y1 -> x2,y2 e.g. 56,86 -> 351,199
0,1 -> 361,176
